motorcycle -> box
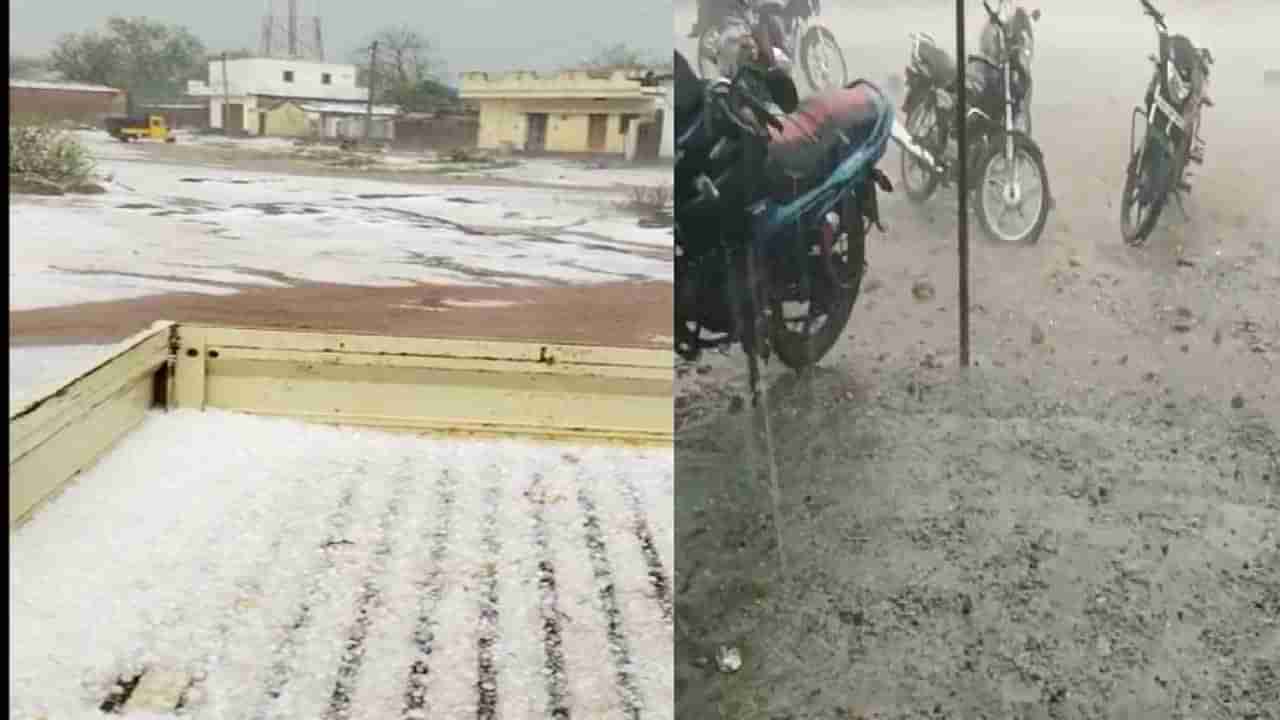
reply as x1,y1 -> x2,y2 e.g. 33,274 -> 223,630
675,48 -> 908,398
979,3 -> 1039,134
696,0 -> 848,93
1119,0 -> 1214,246
898,0 -> 1052,245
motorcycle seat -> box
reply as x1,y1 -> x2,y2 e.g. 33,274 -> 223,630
917,41 -> 957,88
915,41 -> 999,100
762,83 -> 890,197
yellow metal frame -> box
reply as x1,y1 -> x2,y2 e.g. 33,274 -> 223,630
9,322 -> 672,529
9,321 -> 174,528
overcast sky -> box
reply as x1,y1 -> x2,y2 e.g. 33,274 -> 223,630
8,0 -> 673,80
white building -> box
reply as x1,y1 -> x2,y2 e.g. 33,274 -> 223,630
623,69 -> 673,162
658,74 -> 674,159
187,57 -> 396,138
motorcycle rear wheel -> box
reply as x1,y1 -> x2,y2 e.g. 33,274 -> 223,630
800,26 -> 848,93
769,197 -> 866,370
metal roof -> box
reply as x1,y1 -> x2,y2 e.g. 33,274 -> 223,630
295,101 -> 400,116
9,79 -> 122,94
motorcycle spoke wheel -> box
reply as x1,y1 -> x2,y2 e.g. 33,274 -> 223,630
975,137 -> 1050,245
769,225 -> 857,370
803,30 -> 847,92
980,152 -> 1045,243
1119,143 -> 1168,248
901,103 -> 941,201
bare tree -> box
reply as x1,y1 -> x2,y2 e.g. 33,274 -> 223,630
353,25 -> 454,112
356,25 -> 440,87
577,42 -> 662,71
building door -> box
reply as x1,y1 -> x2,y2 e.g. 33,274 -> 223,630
588,114 -> 608,152
525,113 -> 548,152
259,112 -> 268,136
635,111 -> 662,161
224,103 -> 245,136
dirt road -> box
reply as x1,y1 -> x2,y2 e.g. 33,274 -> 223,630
9,280 -> 672,350
675,4 -> 1280,717
10,134 -> 673,351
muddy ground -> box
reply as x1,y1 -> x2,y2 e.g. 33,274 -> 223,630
675,4 -> 1280,718
103,137 -> 671,195
9,279 -> 672,349
10,132 -> 673,350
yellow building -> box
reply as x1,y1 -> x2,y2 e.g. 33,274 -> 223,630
261,101 -> 311,137
459,68 -> 665,155
259,100 -> 398,139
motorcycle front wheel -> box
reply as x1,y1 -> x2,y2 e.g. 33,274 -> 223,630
974,133 -> 1051,245
900,98 -> 943,204
1119,135 -> 1174,247
800,26 -> 848,93
769,195 -> 866,370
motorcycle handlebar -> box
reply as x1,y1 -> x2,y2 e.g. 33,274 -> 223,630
738,81 -> 785,133
1140,0 -> 1166,28
982,0 -> 1004,27
709,79 -> 781,141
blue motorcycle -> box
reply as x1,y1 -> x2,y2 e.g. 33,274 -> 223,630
675,49 -> 913,397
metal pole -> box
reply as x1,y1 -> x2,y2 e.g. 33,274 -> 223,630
955,0 -> 971,368
288,0 -> 298,57
221,52 -> 232,136
314,17 -> 324,61
365,41 -> 377,142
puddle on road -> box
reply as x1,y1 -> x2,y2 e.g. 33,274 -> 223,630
556,260 -> 652,282
400,251 -> 571,287
232,202 -> 326,216
178,177 -> 256,185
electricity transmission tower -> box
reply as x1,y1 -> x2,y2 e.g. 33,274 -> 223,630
259,0 -> 325,60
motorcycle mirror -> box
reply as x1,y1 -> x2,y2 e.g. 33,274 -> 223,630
765,67 -> 800,114
1032,9 -> 1042,21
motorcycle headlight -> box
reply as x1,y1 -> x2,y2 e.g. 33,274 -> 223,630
1166,61 -> 1190,103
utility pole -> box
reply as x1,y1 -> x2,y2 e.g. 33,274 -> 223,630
288,0 -> 298,57
955,0 -> 971,368
222,52 -> 232,136
365,41 -> 378,142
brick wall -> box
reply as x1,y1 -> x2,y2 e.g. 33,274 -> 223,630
392,115 -> 479,150
9,87 -> 126,125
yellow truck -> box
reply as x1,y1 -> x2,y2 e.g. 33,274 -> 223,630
104,114 -> 176,142
10,322 -> 673,718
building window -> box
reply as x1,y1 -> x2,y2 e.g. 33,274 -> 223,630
321,73 -> 332,85
619,114 -> 637,135
283,70 -> 295,83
